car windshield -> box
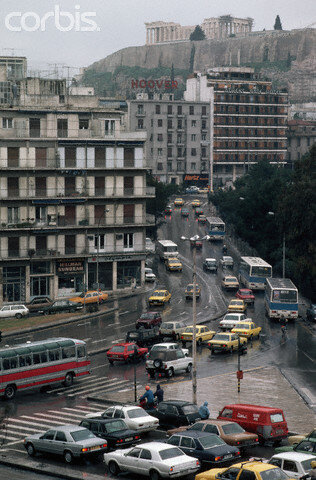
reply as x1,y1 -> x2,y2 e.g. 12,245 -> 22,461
185,327 -> 194,333
270,413 -> 284,423
159,447 -> 184,460
140,313 -> 154,319
207,261 -> 216,265
127,408 -> 148,419
78,293 -> 85,298
110,346 -> 125,353
160,323 -> 173,329
226,277 -> 236,281
222,423 -> 245,434
71,429 -> 96,441
260,468 -> 288,480
153,292 -> 165,297
200,435 -> 225,448
235,323 -> 250,329
182,405 -> 199,414
230,300 -> 240,305
301,459 -> 314,472
106,420 -> 127,433
213,334 -> 231,341
224,315 -> 239,320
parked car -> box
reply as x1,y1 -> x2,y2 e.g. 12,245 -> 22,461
165,257 -> 183,272
146,347 -> 192,378
219,313 -> 249,331
221,276 -> 239,290
208,333 -> 247,354
203,258 -> 218,273
0,304 -> 29,319
185,284 -> 201,300
148,290 -> 171,307
26,297 -> 53,314
195,461 -> 295,480
181,325 -> 215,346
159,321 -> 187,340
104,441 -> 200,479
165,205 -> 172,214
198,215 -> 207,224
181,207 -> 190,217
145,238 -> 155,253
126,327 -> 161,347
86,405 -> 159,433
149,343 -> 189,356
220,256 -> 234,268
306,304 -> 316,322
288,429 -> 316,446
232,320 -> 261,339
148,400 -> 201,427
24,425 -> 108,463
218,404 -> 288,445
275,438 -> 316,455
145,268 -> 156,282
167,430 -> 240,466
106,343 -> 148,365
79,418 -> 140,451
167,419 -> 258,449
227,299 -> 247,313
136,312 -> 162,329
236,289 -> 255,305
268,452 -> 316,478
70,290 -> 108,305
43,299 -> 83,315
174,198 -> 184,206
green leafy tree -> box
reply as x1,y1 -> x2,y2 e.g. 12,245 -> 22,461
190,25 -> 206,41
274,15 -> 283,30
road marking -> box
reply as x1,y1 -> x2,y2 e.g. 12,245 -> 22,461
119,311 -> 130,315
65,379 -> 131,397
91,339 -> 106,344
47,375 -> 98,393
20,415 -> 70,425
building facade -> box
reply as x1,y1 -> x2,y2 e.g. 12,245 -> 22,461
184,67 -> 288,185
145,16 -> 253,45
128,94 -> 210,185
0,62 -> 153,305
287,119 -> 316,166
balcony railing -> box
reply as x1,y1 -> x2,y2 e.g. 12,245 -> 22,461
1,157 -> 147,170
2,187 -> 153,199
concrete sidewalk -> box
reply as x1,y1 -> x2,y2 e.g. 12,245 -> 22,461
88,366 -> 315,434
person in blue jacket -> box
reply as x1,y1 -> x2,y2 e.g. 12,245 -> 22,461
140,385 -> 155,408
199,401 -> 210,419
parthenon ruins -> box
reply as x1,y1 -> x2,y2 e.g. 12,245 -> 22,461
145,15 -> 253,45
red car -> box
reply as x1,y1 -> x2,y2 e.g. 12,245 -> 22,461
136,311 -> 162,329
235,288 -> 255,304
107,343 -> 148,365
190,240 -> 203,249
165,205 -> 172,214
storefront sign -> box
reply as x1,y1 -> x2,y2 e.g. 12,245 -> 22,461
88,254 -> 144,263
184,174 -> 209,182
57,260 -> 84,274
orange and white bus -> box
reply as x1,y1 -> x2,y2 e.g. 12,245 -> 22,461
0,337 -> 90,400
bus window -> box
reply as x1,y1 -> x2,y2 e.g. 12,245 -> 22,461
62,346 -> 76,359
40,352 -> 48,363
77,345 -> 85,358
49,349 -> 60,361
3,357 -> 18,370
19,354 -> 32,367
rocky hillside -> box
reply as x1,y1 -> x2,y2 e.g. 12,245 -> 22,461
83,28 -> 316,103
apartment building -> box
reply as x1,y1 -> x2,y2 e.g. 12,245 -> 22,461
287,119 -> 316,166
0,67 -> 153,305
184,67 -> 288,185
128,94 -> 210,186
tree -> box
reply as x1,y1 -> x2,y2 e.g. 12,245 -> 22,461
274,15 -> 282,30
189,44 -> 196,73
190,25 -> 206,41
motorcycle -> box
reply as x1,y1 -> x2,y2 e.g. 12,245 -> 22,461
138,397 -> 157,410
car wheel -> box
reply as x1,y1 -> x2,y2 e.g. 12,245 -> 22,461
108,461 -> 120,475
149,470 -> 160,480
166,368 -> 174,378
4,384 -> 16,400
63,450 -> 73,464
26,443 -> 36,457
186,363 -> 192,373
15,313 -> 22,319
63,372 -> 73,387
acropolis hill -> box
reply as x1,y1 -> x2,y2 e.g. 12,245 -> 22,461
85,28 -> 316,103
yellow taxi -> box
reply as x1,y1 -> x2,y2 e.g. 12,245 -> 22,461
232,320 -> 262,339
148,289 -> 171,307
185,284 -> 201,300
221,276 -> 239,290
227,298 -> 247,313
165,257 -> 183,272
195,461 -> 296,480
198,188 -> 209,194
191,199 -> 201,208
181,325 -> 215,346
70,290 -> 108,305
207,332 -> 247,354
174,197 -> 184,207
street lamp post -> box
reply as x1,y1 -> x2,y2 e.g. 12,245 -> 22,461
181,234 -> 209,405
96,208 -> 110,303
268,211 -> 285,278
201,140 -> 213,193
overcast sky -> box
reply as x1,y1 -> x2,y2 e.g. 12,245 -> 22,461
1,0 -> 315,75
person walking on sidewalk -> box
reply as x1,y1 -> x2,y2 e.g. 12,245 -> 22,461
154,384 -> 164,403
199,401 -> 210,420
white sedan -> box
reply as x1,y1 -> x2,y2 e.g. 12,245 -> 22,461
85,405 -> 159,433
145,268 -> 156,282
104,441 -> 200,479
220,256 -> 234,267
268,452 -> 315,479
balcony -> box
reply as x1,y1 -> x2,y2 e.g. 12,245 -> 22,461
2,187 -> 153,200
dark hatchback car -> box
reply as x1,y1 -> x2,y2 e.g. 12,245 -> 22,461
136,312 -> 162,329
79,418 -> 140,451
43,299 -> 83,315
306,304 -> 316,322
126,326 -> 161,347
167,431 -> 240,466
26,297 -> 53,314
148,400 -> 201,428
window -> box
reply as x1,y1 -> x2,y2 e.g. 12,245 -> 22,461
62,346 -> 76,358
204,424 -> 218,434
49,349 -> 60,361
8,207 -> 19,224
35,147 -> 47,167
158,119 -> 163,127
55,431 -> 67,442
65,147 -> 76,167
140,449 -> 152,460
2,117 -> 13,128
94,234 -> 105,251
36,236 -> 47,254
29,118 -> 41,137
177,105 -> 182,115
124,204 -> 135,223
177,120 -> 182,129
124,148 -> 134,167
137,119 -> 144,129
42,431 -> 56,440
239,471 -> 256,480
191,120 -> 196,127
124,176 -> 134,195
168,436 -> 180,446
202,106 -> 207,115
202,134 -> 206,141
191,134 -> 196,141
157,163 -> 163,171
65,234 -> 76,254
202,120 -> 207,129
157,133 -> 163,142
201,147 -> 206,157
57,119 -> 68,137
167,147 -> 173,157
177,134 -> 182,143
8,237 -> 19,257
137,104 -> 143,114
191,162 -> 196,170
177,147 -> 182,157
127,448 -> 141,458
7,147 -> 19,167
167,161 -> 172,172
95,146 -> 105,167
124,233 -> 134,249
151,119 -> 153,127
155,105 -> 161,114
167,133 -> 172,143
220,408 -> 233,418
167,105 -> 173,114
105,120 -> 115,135
297,138 -> 301,147
79,118 -> 89,129
189,106 -> 194,115
77,345 -> 86,358
180,437 -> 194,448
158,148 -> 163,156
167,119 -> 173,129
35,177 -> 47,197
191,148 -> 197,156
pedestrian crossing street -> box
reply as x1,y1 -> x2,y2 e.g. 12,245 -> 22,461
0,402 -> 111,446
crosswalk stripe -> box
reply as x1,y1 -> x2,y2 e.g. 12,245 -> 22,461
66,380 -> 131,397
0,434 -> 22,441
6,419 -> 48,429
59,378 -> 129,396
46,410 -> 84,419
54,377 -> 121,395
62,407 -> 94,414
21,415 -> 71,425
5,423 -> 44,433
46,374 -> 98,393
35,412 -> 80,421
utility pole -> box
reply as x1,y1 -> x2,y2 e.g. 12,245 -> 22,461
282,233 -> 286,278
192,241 -> 197,405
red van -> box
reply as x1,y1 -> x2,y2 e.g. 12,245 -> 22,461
218,404 -> 288,445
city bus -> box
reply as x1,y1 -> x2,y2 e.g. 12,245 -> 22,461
238,256 -> 272,290
206,217 -> 226,241
0,337 -> 90,400
157,240 -> 179,261
265,278 -> 298,320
